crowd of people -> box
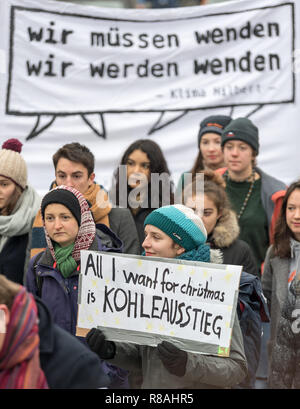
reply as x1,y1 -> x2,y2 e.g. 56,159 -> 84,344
0,112 -> 299,389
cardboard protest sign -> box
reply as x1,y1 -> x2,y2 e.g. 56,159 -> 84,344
77,251 -> 242,357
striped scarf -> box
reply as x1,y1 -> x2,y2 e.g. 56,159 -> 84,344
0,287 -> 48,389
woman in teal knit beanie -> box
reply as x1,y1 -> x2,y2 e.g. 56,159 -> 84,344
86,204 -> 247,389
143,204 -> 221,264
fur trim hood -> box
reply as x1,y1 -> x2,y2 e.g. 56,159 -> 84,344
210,209 -> 240,249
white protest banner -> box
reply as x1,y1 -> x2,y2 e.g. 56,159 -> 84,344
77,251 -> 242,357
0,0 -> 299,194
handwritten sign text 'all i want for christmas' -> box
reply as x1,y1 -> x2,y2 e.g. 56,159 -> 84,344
76,251 -> 242,356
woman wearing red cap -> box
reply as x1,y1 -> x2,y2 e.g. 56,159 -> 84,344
0,139 -> 40,284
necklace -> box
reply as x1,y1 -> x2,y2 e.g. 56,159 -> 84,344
225,169 -> 255,220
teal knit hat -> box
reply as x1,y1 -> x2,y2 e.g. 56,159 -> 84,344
144,204 -> 207,251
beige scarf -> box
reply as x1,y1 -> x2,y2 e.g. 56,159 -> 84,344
84,183 -> 111,227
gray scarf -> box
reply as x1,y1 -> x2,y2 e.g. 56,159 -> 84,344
0,185 -> 41,252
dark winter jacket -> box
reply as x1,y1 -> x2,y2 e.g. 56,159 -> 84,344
26,225 -> 129,389
109,207 -> 140,254
36,297 -> 110,389
26,227 -> 123,334
0,233 -> 30,284
236,272 -> 270,388
269,276 -> 300,388
132,207 -> 153,253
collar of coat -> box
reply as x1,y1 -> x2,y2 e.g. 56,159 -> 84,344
210,209 -> 240,249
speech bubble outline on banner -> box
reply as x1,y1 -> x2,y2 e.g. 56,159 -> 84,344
5,2 -> 296,140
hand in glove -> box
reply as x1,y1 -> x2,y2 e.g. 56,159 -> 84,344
86,328 -> 116,359
157,341 -> 187,377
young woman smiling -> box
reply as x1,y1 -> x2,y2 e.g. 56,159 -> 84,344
85,204 -> 248,389
262,181 -> 300,388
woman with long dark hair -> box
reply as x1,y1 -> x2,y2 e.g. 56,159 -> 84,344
111,139 -> 174,251
262,180 -> 300,388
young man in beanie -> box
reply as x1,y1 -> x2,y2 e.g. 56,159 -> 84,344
0,139 -> 40,284
218,117 -> 286,275
30,142 -> 139,258
176,114 -> 232,198
85,204 -> 247,389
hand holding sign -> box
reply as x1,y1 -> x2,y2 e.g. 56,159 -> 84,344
157,341 -> 187,377
86,327 -> 116,359
77,251 -> 242,357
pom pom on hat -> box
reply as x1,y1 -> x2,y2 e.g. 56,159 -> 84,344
144,204 -> 207,252
0,138 -> 27,189
2,138 -> 23,153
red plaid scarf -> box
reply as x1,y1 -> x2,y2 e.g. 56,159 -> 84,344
0,287 -> 48,389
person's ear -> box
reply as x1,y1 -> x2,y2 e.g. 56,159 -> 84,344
174,244 -> 185,256
0,304 -> 10,333
89,172 -> 95,184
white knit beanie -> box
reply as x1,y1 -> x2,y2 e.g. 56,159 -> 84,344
0,139 -> 27,189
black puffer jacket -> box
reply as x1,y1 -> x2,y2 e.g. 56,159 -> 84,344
269,276 -> 300,389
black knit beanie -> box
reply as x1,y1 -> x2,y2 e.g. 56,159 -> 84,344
41,188 -> 81,226
198,115 -> 232,147
221,117 -> 259,153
